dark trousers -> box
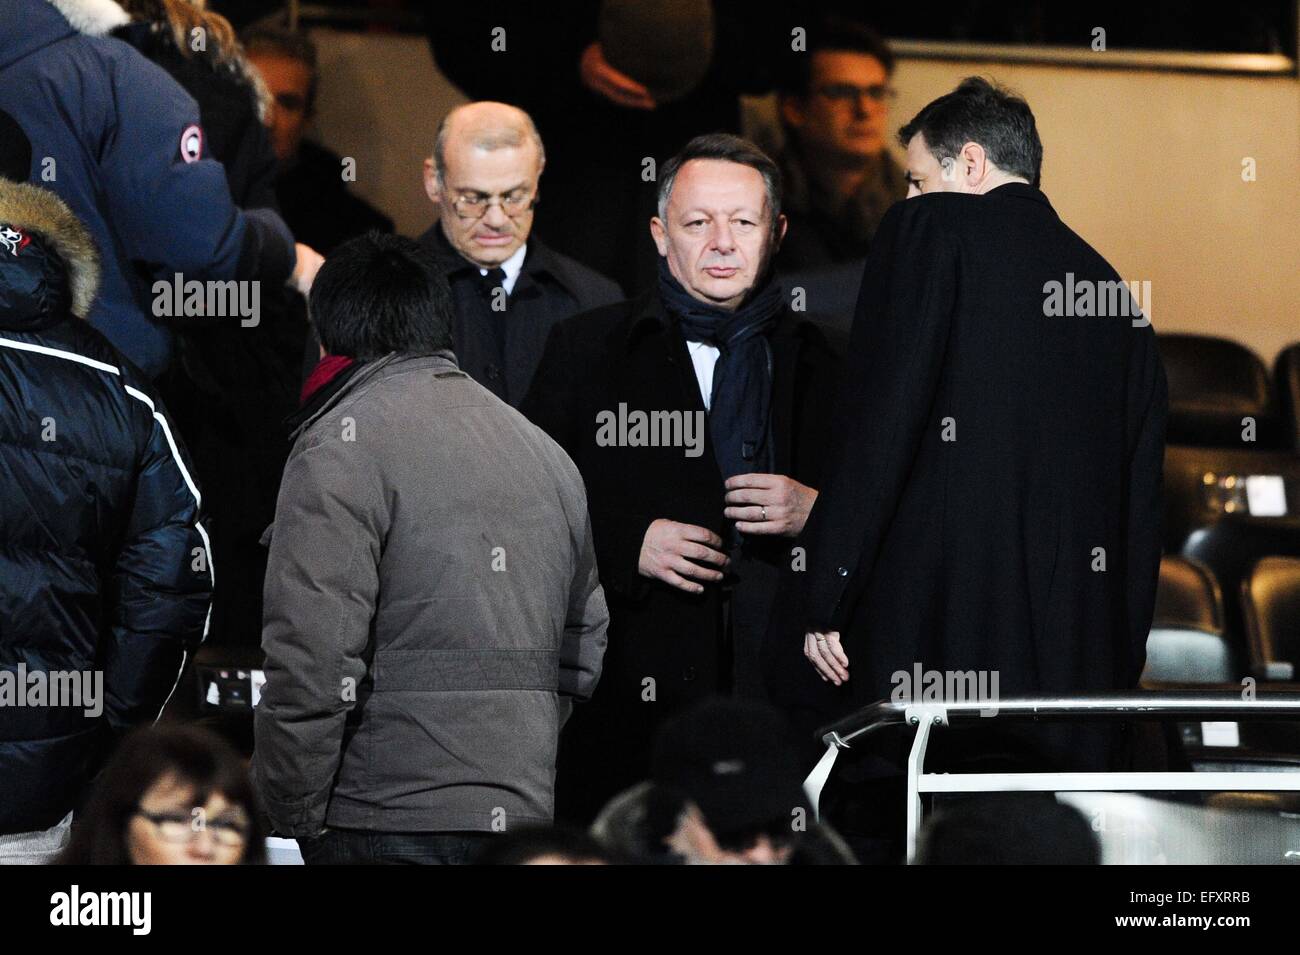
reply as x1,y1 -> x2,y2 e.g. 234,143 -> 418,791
297,828 -> 497,865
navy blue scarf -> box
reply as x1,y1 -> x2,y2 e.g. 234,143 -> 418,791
656,258 -> 784,482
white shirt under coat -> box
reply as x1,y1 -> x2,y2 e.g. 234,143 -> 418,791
477,243 -> 527,296
686,340 -> 720,411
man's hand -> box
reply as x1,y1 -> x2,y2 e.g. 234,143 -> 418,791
805,631 -> 849,685
724,474 -> 818,537
579,42 -> 656,110
638,519 -> 728,594
289,242 -> 325,297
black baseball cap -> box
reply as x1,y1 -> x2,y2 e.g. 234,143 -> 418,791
651,697 -> 808,837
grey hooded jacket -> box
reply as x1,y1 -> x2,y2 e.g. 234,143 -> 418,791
252,351 -> 607,837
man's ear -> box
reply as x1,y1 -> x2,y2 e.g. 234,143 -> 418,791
766,213 -> 789,259
779,94 -> 806,132
959,141 -> 988,189
761,214 -> 788,268
649,216 -> 669,257
423,158 -> 441,204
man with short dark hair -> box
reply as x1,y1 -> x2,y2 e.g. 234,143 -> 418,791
776,19 -> 907,270
253,233 -> 607,864
769,77 -> 1167,861
523,133 -> 843,822
897,76 -> 1044,194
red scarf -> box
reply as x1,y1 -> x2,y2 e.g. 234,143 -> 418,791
300,354 -> 354,406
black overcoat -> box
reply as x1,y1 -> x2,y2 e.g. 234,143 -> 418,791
419,225 -> 624,407
767,183 -> 1168,775
523,290 -> 844,818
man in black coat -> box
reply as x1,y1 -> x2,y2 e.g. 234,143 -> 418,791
303,102 -> 622,405
416,102 -> 623,406
416,101 -> 624,407
769,78 -> 1167,859
523,133 -> 844,822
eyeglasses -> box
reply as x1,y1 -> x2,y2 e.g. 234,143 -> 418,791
135,809 -> 250,847
815,83 -> 897,105
450,190 -> 538,221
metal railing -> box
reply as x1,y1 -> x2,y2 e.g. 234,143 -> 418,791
804,690 -> 1300,863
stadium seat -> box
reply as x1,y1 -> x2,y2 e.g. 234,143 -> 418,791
1274,343 -> 1300,452
1182,517 -> 1300,669
1156,334 -> 1282,448
1241,556 -> 1300,681
1143,553 -> 1300,773
1143,556 -> 1234,683
1153,555 -> 1224,632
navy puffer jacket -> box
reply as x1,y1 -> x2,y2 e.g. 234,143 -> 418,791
0,175 -> 212,834
0,0 -> 296,379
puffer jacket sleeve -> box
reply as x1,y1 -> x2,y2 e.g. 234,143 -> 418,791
102,374 -> 213,731
252,424 -> 387,838
98,49 -> 295,289
559,480 -> 608,704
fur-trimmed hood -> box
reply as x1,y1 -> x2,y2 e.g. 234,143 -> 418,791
25,2 -> 271,120
0,178 -> 100,324
44,0 -> 130,36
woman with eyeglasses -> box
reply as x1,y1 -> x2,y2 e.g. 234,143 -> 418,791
58,726 -> 266,865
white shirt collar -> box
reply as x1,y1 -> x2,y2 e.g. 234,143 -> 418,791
479,243 -> 528,295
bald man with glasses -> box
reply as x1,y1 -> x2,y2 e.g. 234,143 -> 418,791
415,101 -> 624,406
